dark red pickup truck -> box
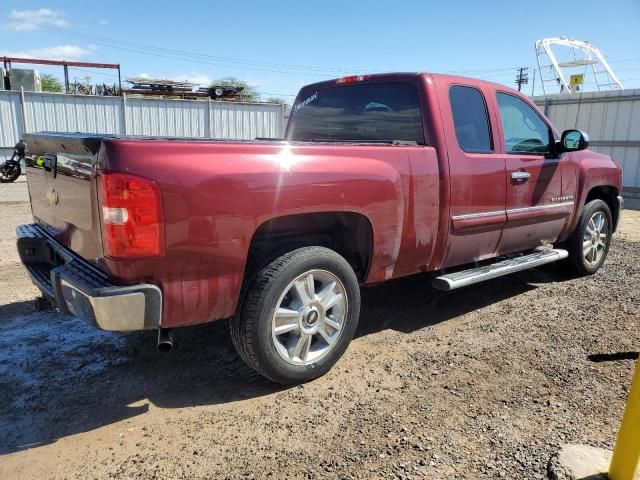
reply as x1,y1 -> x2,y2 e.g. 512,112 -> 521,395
18,73 -> 623,384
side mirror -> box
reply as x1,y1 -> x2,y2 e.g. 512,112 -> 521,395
559,129 -> 589,152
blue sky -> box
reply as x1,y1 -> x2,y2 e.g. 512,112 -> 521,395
1,1 -> 639,100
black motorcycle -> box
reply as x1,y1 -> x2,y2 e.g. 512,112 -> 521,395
0,140 -> 25,183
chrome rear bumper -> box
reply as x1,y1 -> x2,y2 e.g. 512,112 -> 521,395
16,224 -> 162,331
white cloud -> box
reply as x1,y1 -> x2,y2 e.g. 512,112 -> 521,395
0,45 -> 91,60
8,9 -> 68,31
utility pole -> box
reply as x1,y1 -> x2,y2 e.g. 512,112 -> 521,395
515,67 -> 529,92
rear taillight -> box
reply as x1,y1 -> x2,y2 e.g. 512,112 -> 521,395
98,173 -> 164,258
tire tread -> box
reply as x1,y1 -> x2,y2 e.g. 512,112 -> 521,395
564,199 -> 612,276
230,246 -> 357,383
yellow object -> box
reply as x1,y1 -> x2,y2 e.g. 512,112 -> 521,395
570,74 -> 585,86
609,359 -> 640,480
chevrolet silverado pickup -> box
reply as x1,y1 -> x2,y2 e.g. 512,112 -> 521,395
17,73 -> 623,384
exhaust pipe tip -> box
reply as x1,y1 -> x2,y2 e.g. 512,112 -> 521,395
157,328 -> 173,353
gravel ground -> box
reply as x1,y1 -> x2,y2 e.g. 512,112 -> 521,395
0,178 -> 638,480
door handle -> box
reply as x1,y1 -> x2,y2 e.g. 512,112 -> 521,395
511,171 -> 531,183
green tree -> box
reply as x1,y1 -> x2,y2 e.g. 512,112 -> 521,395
211,76 -> 260,102
41,74 -> 63,93
264,97 -> 290,106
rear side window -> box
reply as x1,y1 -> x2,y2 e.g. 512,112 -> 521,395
496,92 -> 551,154
287,82 -> 425,144
449,85 -> 493,153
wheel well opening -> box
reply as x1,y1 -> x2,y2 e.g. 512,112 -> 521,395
245,212 -> 373,283
586,186 -> 619,229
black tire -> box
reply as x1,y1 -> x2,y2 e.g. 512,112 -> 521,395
0,161 -> 21,183
563,199 -> 613,276
230,246 -> 360,385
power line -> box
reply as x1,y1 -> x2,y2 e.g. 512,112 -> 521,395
604,57 -> 640,64
33,27 -> 640,96
35,27 -> 355,76
56,31 -> 353,73
36,27 -> 532,80
27,26 -> 640,84
445,66 -> 521,74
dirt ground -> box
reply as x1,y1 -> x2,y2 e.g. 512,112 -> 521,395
0,177 -> 638,480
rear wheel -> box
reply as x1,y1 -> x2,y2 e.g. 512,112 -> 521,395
564,199 -> 612,275
230,246 -> 360,385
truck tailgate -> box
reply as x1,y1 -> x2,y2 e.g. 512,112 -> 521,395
23,133 -> 106,262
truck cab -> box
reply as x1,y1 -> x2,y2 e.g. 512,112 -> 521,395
287,73 -> 622,272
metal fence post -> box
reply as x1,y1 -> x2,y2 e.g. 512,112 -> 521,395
121,92 -> 128,135
543,97 -> 550,117
206,98 -> 212,138
281,103 -> 286,138
19,87 -> 28,137
609,359 -> 640,480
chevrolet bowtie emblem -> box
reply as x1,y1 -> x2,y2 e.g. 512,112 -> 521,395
46,187 -> 59,205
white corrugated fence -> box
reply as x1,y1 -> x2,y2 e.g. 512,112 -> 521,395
3,88 -> 637,194
534,88 -> 640,196
0,90 -> 285,159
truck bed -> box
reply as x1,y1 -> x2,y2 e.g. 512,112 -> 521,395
22,131 -> 442,328
23,133 -> 284,264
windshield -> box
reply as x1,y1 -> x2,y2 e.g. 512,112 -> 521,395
287,82 -> 425,144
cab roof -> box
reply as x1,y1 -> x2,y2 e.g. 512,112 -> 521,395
297,72 -> 521,97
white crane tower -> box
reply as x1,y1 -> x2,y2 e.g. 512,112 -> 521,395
535,37 -> 623,95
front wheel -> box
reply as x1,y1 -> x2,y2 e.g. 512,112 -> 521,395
0,160 -> 21,183
564,199 -> 613,276
230,247 -> 361,385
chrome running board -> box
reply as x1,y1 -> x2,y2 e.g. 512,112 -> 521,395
432,248 -> 569,291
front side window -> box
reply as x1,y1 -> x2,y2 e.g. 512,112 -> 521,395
287,82 -> 424,144
449,85 -> 493,153
496,93 -> 551,154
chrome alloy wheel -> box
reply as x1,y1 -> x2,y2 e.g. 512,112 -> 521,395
271,269 -> 347,366
583,211 -> 609,266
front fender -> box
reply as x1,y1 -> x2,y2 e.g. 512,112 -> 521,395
563,149 -> 622,239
